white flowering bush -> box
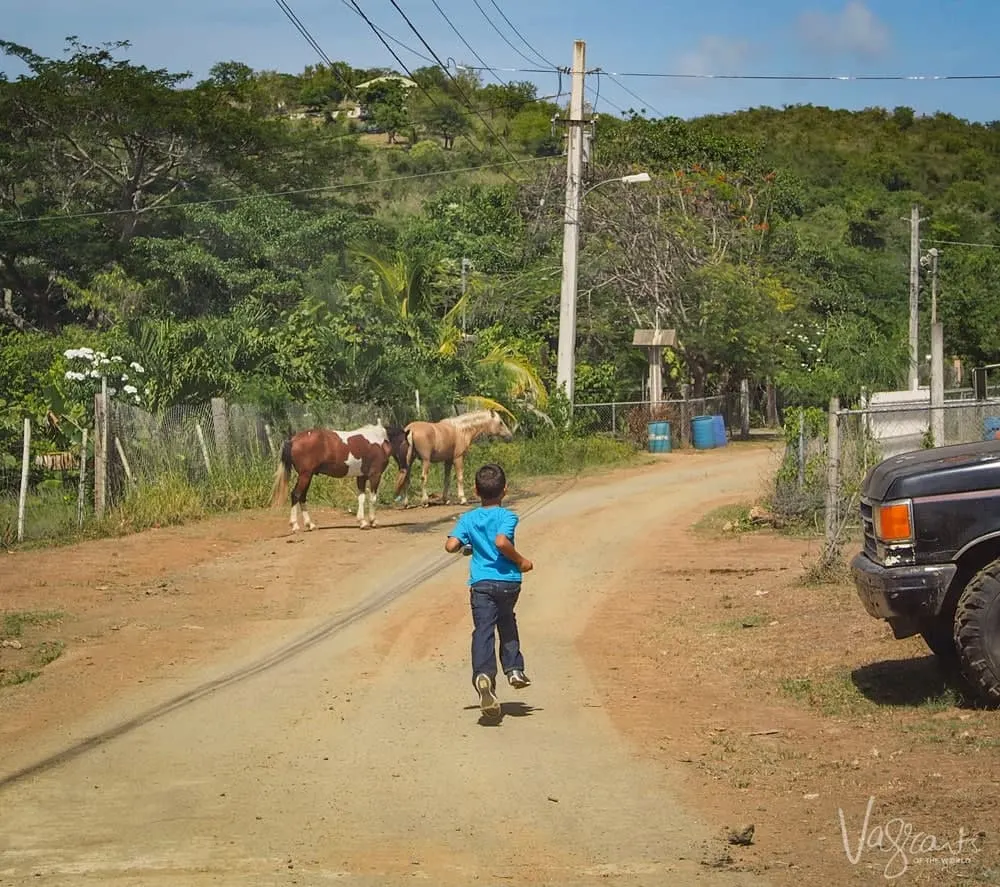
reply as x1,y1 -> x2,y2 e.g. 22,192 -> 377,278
63,347 -> 147,405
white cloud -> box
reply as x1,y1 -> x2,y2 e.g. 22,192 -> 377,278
796,1 -> 891,60
675,36 -> 753,76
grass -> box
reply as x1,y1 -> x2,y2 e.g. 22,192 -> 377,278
778,667 -> 876,716
1,611 -> 67,690
4,433 -> 641,550
2,610 -> 64,639
694,502 -> 758,535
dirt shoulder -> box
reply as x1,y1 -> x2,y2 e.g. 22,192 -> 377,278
580,512 -> 999,885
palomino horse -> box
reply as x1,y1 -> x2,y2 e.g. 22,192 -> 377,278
393,409 -> 514,507
270,420 -> 408,531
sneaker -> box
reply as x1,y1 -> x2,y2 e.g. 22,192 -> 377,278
475,673 -> 500,717
507,670 -> 531,689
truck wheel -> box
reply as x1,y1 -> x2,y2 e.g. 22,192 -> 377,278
954,560 -> 1000,704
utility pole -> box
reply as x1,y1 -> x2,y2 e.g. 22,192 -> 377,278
460,257 -> 470,336
555,39 -> 586,409
907,205 -> 925,390
927,247 -> 945,446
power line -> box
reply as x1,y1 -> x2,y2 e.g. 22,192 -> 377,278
486,0 -> 555,69
453,63 -> 1000,82
601,71 -> 666,118
343,0 -> 511,176
470,0 -> 540,68
273,0 -> 358,100
383,0 -> 529,171
0,156 -> 559,227
923,238 -> 1000,249
427,0 -> 506,87
334,0 -> 436,65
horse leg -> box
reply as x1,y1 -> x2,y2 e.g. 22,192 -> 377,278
368,470 -> 383,528
441,460 -> 452,505
420,458 -> 432,507
356,477 -> 370,529
456,455 -> 468,505
290,472 -> 314,533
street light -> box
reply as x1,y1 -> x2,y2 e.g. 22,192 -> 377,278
556,170 -> 652,408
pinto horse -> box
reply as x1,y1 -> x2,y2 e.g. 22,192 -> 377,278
270,420 -> 408,531
392,409 -> 514,507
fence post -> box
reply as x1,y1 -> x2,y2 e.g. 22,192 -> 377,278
611,402 -> 617,436
210,397 -> 230,462
16,418 -> 30,543
195,422 -> 213,475
797,410 -> 806,491
824,396 -> 841,556
94,381 -> 108,519
77,428 -> 89,529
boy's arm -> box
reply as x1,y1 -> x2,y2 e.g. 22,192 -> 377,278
494,511 -> 533,572
445,514 -> 469,553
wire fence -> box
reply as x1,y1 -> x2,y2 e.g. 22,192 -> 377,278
770,396 -> 1000,557
571,394 -> 743,448
1,397 -> 384,547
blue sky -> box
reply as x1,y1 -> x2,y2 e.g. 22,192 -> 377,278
4,0 -> 999,122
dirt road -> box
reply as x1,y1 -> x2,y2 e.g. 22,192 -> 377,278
1,445 -> 780,886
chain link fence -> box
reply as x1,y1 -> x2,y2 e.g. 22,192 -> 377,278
2,397 -> 384,547
571,395 -> 741,448
771,396 -> 1000,558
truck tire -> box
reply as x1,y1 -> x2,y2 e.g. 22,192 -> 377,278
954,560 -> 1000,704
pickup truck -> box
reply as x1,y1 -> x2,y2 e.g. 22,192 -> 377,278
850,439 -> 1000,704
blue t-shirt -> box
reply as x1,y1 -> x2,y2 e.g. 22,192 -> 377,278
450,505 -> 521,584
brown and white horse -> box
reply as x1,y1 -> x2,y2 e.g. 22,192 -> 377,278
270,420 -> 408,531
392,409 -> 514,507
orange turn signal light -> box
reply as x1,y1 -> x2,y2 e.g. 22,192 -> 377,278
874,502 -> 913,542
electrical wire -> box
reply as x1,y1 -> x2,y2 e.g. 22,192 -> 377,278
335,0 -> 436,65
486,0 -> 555,69
470,0 -> 540,68
343,0 -> 513,177
273,0 -> 358,99
455,63 -> 1000,82
0,156 -> 561,227
601,71 -> 666,118
383,0 -> 529,171
923,239 -> 1000,249
427,0 -> 507,87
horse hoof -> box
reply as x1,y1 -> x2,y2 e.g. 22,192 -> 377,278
360,521 -> 371,530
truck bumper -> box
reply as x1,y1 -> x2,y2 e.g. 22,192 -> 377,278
850,553 -> 958,639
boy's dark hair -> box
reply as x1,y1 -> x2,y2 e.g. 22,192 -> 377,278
475,463 -> 506,500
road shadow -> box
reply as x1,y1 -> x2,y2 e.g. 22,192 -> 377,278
851,656 -> 988,709
463,701 -> 543,727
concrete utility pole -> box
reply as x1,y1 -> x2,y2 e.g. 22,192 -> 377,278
907,205 -> 924,390
555,39 -> 586,408
926,247 -> 945,446
460,257 -> 470,335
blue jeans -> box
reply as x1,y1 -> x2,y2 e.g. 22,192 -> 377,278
470,580 -> 524,688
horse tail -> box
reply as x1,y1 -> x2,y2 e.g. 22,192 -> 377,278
270,438 -> 294,508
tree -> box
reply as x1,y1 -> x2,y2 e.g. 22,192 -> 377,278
360,79 -> 408,144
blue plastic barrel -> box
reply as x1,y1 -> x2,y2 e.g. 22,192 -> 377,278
647,420 -> 672,453
691,415 -> 715,450
985,417 -> 1000,441
711,414 -> 727,447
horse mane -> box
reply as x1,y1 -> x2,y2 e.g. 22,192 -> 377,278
444,410 -> 495,430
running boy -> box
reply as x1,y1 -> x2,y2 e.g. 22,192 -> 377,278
445,463 -> 533,717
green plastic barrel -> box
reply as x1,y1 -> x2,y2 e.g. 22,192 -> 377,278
648,420 -> 672,453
